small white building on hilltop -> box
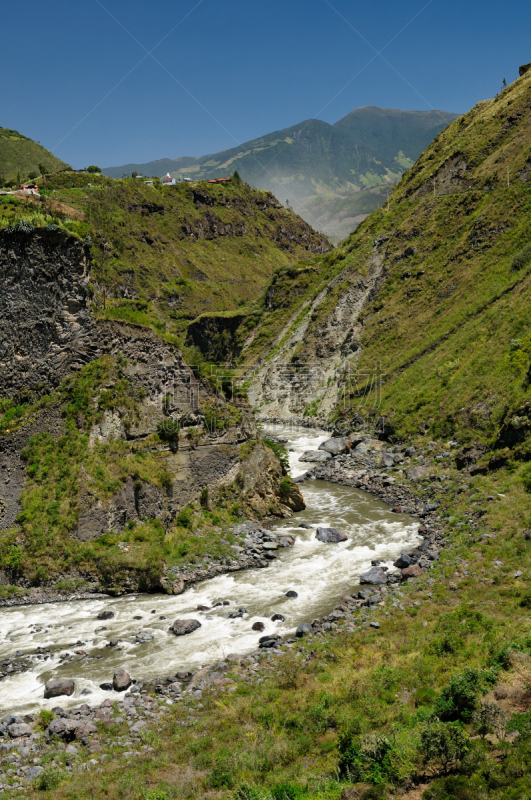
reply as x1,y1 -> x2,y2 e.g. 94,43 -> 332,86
162,173 -> 176,186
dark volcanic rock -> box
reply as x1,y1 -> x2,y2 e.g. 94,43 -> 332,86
97,610 -> 115,620
170,619 -> 202,636
359,567 -> 388,586
316,527 -> 347,543
285,590 -> 298,598
44,679 -> 75,699
393,552 -> 412,569
271,613 -> 285,622
252,621 -> 265,632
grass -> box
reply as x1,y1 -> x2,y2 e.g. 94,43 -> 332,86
0,125 -> 68,184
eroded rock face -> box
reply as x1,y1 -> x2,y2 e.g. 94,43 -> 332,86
0,228 -> 95,396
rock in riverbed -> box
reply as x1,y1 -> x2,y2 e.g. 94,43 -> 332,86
300,450 -> 332,463
316,527 -> 347,543
113,668 -> 132,691
296,623 -> 313,637
97,610 -> 115,620
359,567 -> 388,586
170,619 -> 202,636
44,679 -> 75,699
318,437 -> 351,456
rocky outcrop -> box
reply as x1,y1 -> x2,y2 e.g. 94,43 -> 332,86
0,227 -> 95,397
248,240 -> 389,420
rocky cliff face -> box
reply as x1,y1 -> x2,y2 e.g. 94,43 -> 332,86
0,227 -> 95,397
0,229 -> 300,589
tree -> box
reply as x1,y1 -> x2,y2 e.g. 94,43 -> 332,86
87,165 -> 101,174
131,171 -> 138,179
233,170 -> 242,183
472,701 -> 507,739
28,171 -> 38,181
38,163 -> 48,178
502,78 -> 507,88
420,720 -> 469,774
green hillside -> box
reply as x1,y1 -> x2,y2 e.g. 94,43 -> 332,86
0,127 -> 69,184
0,172 -> 330,345
103,107 -> 458,241
242,71 -> 531,455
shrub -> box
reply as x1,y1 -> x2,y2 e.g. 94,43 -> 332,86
279,477 -> 293,498
434,668 -> 490,723
511,243 -> 531,271
271,783 -> 306,800
420,720 -> 469,774
34,767 -> 67,790
143,791 -> 170,800
36,708 -> 55,731
472,701 -> 507,739
176,507 -> 193,530
208,766 -> 233,789
157,418 -> 180,444
507,711 -> 531,737
338,732 -> 410,784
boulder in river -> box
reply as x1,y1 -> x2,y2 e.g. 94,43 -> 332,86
97,610 -> 115,620
113,668 -> 132,692
44,679 -> 75,699
300,450 -> 332,463
296,623 -> 313,638
393,552 -> 412,569
271,613 -> 285,622
318,437 -> 351,455
316,527 -> 347,543
252,621 -> 265,632
297,523 -> 312,529
285,590 -> 298,598
359,567 -> 388,586
170,619 -> 202,636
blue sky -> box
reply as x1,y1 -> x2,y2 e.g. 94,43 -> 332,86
4,1 -> 530,168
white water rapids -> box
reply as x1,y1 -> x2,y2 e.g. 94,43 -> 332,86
0,424 -> 420,715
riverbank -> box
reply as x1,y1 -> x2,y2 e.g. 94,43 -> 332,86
0,420 -> 527,799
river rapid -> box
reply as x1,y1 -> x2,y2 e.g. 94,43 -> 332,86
0,424 -> 420,715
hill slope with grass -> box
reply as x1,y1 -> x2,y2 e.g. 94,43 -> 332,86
103,107 -> 457,241
0,127 -> 69,184
244,67 -> 531,461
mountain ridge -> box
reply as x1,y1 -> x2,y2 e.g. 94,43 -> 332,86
102,106 -> 458,240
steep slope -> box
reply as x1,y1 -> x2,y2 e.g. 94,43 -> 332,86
242,68 -> 531,458
103,107 -> 457,240
0,225 -> 302,593
15,173 -> 330,345
0,127 -> 69,184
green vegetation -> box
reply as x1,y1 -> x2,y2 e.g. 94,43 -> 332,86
0,356 -> 252,589
0,126 -> 69,185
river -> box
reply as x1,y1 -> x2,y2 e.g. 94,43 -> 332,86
0,424 -> 420,715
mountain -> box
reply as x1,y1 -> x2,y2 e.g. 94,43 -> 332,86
0,127 -> 69,184
103,107 -> 458,240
